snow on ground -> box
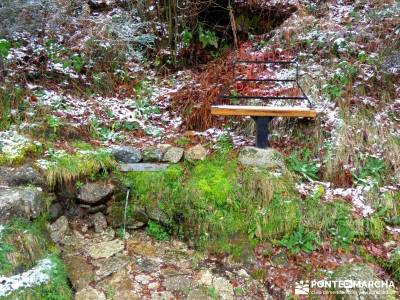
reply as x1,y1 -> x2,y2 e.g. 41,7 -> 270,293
0,258 -> 53,297
296,181 -> 374,217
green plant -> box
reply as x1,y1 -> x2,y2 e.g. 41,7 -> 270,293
75,180 -> 84,190
47,115 -> 60,135
181,28 -> 193,46
353,157 -> 386,187
208,287 -> 218,299
146,220 -> 170,241
198,26 -> 219,49
329,202 -> 358,249
0,39 -> 11,59
324,60 -> 357,100
287,148 -> 319,181
279,226 -> 319,254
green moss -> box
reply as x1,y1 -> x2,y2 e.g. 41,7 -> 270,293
43,148 -> 116,187
117,151 -> 303,256
0,217 -> 72,299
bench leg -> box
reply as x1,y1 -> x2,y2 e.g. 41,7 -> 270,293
252,116 -> 273,148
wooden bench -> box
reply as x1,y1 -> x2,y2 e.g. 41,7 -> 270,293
211,105 -> 317,148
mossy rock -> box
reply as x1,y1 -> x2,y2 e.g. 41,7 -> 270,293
3,232 -> 44,276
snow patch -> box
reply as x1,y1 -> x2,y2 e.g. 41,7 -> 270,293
0,258 -> 54,297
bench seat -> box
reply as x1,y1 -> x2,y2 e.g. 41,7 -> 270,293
211,105 -> 317,118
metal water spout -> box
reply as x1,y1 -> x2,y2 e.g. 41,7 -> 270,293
122,186 -> 131,240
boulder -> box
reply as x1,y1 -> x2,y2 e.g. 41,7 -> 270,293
111,146 -> 142,163
163,146 -> 184,163
77,182 -> 115,205
331,264 -> 397,299
0,187 -> 45,222
75,286 -> 106,300
92,212 -> 108,233
86,239 -> 124,259
49,216 -> 70,244
184,144 -> 207,163
238,146 -> 285,170
142,147 -> 163,162
0,165 -> 44,187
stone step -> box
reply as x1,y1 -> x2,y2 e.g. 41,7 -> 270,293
118,163 -> 170,172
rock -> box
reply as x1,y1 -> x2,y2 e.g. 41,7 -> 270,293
127,221 -> 146,230
238,146 -> 285,170
77,182 -> 115,205
331,264 -> 397,299
142,147 -> 163,162
196,269 -> 213,286
0,165 -> 44,187
151,291 -> 174,300
163,146 -> 184,163
213,277 -> 234,300
64,256 -> 94,291
136,258 -> 159,273
50,216 -> 70,243
381,51 -> 400,76
135,274 -> 152,285
164,275 -> 195,292
119,163 -> 170,172
0,186 -> 45,222
92,212 -> 108,233
111,146 -> 142,163
75,286 -> 106,300
187,288 -> 210,300
97,268 -> 138,299
64,200 -> 85,219
133,208 -> 149,223
94,254 -> 133,280
126,239 -> 157,257
86,239 -> 124,259
146,207 -> 169,225
87,204 -> 106,214
184,144 -> 207,163
271,251 -> 288,267
236,269 -> 250,278
49,202 -> 63,222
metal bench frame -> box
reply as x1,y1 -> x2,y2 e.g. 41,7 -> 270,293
213,59 -> 315,148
